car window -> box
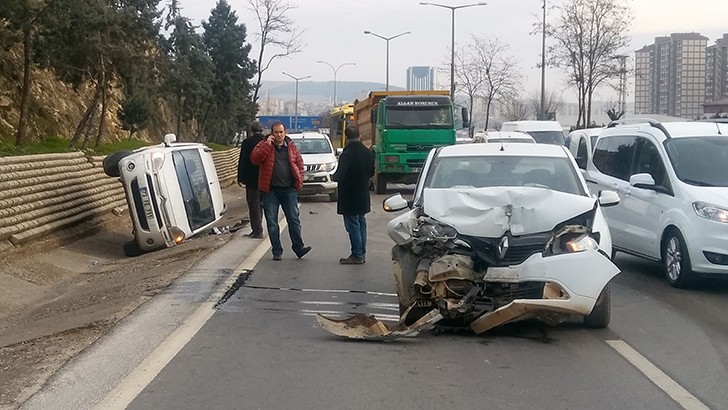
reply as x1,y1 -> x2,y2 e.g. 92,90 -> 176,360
525,131 -> 565,145
577,137 -> 588,160
293,138 -> 332,154
665,137 -> 728,187
590,135 -> 599,152
634,138 -> 668,187
424,155 -> 584,195
172,149 -> 215,231
592,136 -> 637,181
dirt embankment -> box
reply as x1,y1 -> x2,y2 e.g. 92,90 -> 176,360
0,185 -> 248,409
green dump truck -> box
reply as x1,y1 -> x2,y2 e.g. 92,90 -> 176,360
354,90 -> 467,194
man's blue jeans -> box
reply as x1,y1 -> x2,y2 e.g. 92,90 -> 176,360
343,214 -> 367,260
262,188 -> 305,256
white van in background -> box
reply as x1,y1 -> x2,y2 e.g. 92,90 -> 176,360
500,120 -> 565,145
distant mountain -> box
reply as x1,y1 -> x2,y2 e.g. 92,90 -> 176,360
257,81 -> 406,103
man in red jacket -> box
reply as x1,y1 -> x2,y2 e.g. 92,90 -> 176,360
250,122 -> 311,261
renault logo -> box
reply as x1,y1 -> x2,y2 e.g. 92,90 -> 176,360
497,236 -> 509,259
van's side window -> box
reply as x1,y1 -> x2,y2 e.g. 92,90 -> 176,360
634,138 -> 667,187
577,137 -> 588,160
592,136 -> 637,181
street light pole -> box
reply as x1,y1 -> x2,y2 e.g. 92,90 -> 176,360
540,0 -> 547,120
316,61 -> 356,105
282,71 -> 311,131
420,2 -> 487,99
363,30 -> 411,91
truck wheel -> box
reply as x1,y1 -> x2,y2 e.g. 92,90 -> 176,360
375,173 -> 387,194
103,151 -> 132,177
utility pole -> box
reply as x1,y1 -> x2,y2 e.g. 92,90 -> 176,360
540,0 -> 547,120
282,71 -> 311,131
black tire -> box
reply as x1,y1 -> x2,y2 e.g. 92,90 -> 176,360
584,284 -> 611,328
123,240 -> 144,257
374,173 -> 387,194
103,151 -> 132,177
328,188 -> 338,202
399,303 -> 429,326
662,229 -> 693,288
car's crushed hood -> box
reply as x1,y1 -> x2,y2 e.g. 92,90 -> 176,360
421,187 -> 597,237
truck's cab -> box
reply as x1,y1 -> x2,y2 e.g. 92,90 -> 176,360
355,91 -> 466,194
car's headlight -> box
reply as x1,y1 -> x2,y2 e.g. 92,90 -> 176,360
413,216 -> 458,240
324,161 -> 337,172
693,201 -> 728,223
551,232 -> 599,255
151,152 -> 165,171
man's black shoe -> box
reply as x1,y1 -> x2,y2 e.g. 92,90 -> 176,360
246,232 -> 264,239
295,246 -> 312,259
272,254 -> 282,261
339,256 -> 365,265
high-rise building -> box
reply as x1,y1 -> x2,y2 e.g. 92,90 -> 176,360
406,66 -> 435,91
633,33 -> 708,118
706,33 -> 728,103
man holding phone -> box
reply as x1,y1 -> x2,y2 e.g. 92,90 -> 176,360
250,122 -> 311,261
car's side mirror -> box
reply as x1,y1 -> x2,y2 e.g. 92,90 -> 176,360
598,190 -> 620,207
629,173 -> 656,189
336,147 -> 343,156
383,193 -> 410,212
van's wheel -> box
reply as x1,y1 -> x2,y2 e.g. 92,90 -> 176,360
103,151 -> 132,177
374,173 -> 387,194
663,229 -> 693,288
123,240 -> 144,257
583,284 -> 610,328
329,188 -> 338,202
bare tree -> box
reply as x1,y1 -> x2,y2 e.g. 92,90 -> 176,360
527,89 -> 564,119
500,97 -> 531,122
471,37 -> 521,131
453,42 -> 485,135
546,0 -> 632,128
247,0 -> 304,105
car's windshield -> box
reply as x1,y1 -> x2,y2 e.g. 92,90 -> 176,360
385,106 -> 453,129
423,155 -> 584,195
172,149 -> 215,231
524,131 -> 565,145
665,137 -> 728,187
292,138 -> 332,154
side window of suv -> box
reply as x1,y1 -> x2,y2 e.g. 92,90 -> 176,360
634,138 -> 668,187
592,135 -> 637,181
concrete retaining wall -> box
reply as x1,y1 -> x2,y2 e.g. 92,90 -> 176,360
0,148 -> 239,252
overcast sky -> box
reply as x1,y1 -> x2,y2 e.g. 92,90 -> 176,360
177,0 -> 728,102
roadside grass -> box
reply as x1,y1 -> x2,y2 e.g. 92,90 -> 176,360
0,135 -> 234,157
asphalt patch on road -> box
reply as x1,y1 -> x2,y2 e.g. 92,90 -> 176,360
214,269 -> 253,308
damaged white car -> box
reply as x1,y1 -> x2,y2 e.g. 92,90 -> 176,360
317,143 -> 621,340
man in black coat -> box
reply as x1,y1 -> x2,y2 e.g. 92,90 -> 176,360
237,121 -> 266,238
332,126 -> 375,264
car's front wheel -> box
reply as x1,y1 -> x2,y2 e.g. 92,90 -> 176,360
583,284 -> 610,328
102,151 -> 132,177
662,229 -> 693,288
123,240 -> 144,257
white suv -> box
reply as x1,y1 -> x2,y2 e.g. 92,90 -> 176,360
288,132 -> 338,201
584,120 -> 728,287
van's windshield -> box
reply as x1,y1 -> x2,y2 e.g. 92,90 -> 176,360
665,137 -> 728,187
524,131 -> 565,145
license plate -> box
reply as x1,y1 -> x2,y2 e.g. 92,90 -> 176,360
139,187 -> 154,220
411,167 -> 422,173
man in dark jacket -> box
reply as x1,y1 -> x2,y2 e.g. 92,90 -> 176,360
332,126 -> 375,264
237,121 -> 266,238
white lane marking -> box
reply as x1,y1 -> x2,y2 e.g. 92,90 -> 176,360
243,284 -> 397,297
606,340 -> 710,410
93,222 -> 280,410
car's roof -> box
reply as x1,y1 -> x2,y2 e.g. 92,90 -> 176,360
288,132 -> 328,139
437,142 -> 569,158
569,127 -> 604,137
602,121 -> 728,140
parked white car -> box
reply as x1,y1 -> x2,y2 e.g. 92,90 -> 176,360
566,127 -> 604,169
500,120 -> 565,145
289,132 -> 338,201
317,143 -> 620,340
585,120 -> 728,287
103,134 -> 225,256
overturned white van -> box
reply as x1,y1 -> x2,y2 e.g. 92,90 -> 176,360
103,134 -> 225,256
